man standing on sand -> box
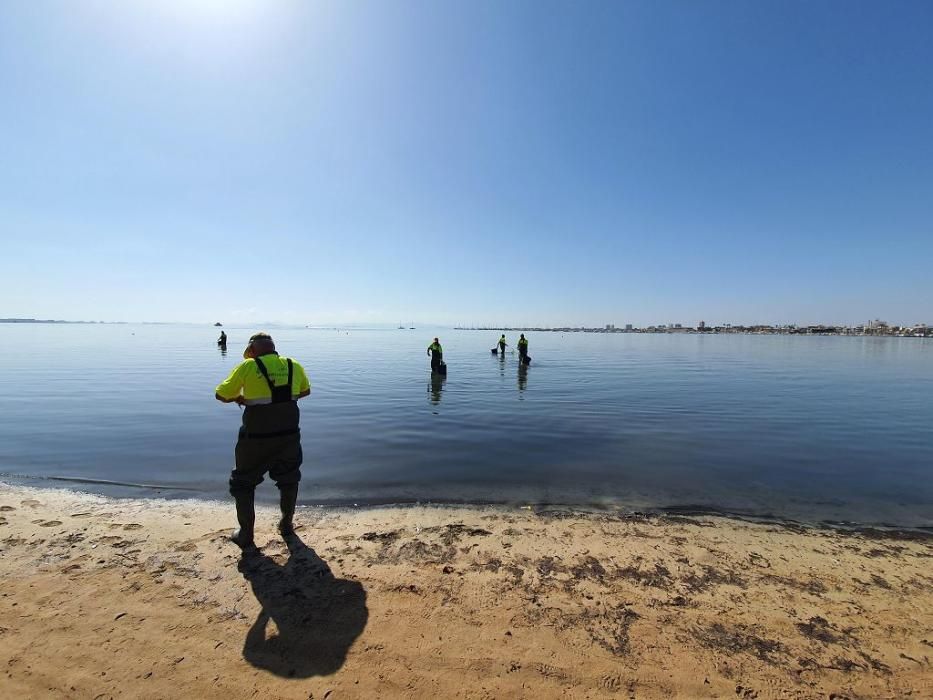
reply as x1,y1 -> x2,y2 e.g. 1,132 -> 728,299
215,332 -> 311,550
427,337 -> 443,372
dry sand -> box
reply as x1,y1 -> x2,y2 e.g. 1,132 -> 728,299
0,483 -> 930,699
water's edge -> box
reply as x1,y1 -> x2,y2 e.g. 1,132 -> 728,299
5,327 -> 931,531
4,476 -> 930,538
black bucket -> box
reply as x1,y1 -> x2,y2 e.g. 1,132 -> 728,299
522,355 -> 532,365
435,363 -> 447,376
490,348 -> 499,354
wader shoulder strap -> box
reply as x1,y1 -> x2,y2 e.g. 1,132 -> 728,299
253,357 -> 277,393
254,357 -> 294,398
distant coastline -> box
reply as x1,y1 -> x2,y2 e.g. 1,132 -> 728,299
3,317 -> 929,337
456,322 -> 932,338
0,318 -> 126,324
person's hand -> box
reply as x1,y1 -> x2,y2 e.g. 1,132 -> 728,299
235,396 -> 246,406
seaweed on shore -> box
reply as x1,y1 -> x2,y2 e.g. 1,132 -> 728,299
570,556 -> 606,581
682,564 -> 747,593
615,562 -> 673,589
693,622 -> 787,663
795,616 -> 844,644
584,605 -> 640,656
420,523 -> 492,546
360,530 -> 401,543
760,573 -> 827,596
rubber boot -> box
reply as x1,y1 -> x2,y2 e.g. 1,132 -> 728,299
278,484 -> 299,537
231,491 -> 256,550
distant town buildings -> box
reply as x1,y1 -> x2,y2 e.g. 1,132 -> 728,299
455,320 -> 932,337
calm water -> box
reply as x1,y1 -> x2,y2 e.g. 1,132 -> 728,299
1,324 -> 931,527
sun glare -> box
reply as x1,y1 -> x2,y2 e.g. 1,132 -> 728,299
93,0 -> 299,70
158,0 -> 268,26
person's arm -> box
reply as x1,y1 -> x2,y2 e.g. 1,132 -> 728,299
294,363 -> 312,400
215,363 -> 246,404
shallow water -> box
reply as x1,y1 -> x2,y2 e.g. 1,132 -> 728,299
1,323 -> 931,526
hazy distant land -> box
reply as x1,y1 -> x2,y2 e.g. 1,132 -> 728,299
0,318 -> 126,324
458,321 -> 932,337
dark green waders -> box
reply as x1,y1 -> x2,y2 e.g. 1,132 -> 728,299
229,357 -> 302,550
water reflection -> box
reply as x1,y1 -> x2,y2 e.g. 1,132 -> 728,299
218,342 -> 228,357
428,374 -> 445,405
5,324 -> 932,527
518,363 -> 528,395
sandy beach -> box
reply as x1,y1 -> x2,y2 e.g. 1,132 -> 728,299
0,483 -> 930,699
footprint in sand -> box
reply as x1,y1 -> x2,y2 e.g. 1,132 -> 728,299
21,499 -> 41,508
600,674 -> 623,691
39,520 -> 63,527
123,523 -> 143,531
0,505 -> 15,512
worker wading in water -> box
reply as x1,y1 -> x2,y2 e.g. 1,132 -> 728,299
498,334 -> 508,355
427,337 -> 443,372
517,333 -> 528,361
215,332 -> 311,550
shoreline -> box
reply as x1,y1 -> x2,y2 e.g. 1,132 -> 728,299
3,476 -> 931,534
2,482 -> 931,698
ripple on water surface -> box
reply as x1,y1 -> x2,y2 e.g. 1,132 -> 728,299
1,324 -> 931,527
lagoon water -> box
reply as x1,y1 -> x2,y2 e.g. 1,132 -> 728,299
1,323 -> 931,527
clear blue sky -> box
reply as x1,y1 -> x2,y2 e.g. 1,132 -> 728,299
1,1 -> 931,327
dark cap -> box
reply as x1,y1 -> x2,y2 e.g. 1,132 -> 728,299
243,332 -> 274,359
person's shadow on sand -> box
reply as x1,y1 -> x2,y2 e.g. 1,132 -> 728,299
237,533 -> 368,677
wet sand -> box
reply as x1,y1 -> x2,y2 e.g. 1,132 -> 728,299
1,483 -> 931,699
